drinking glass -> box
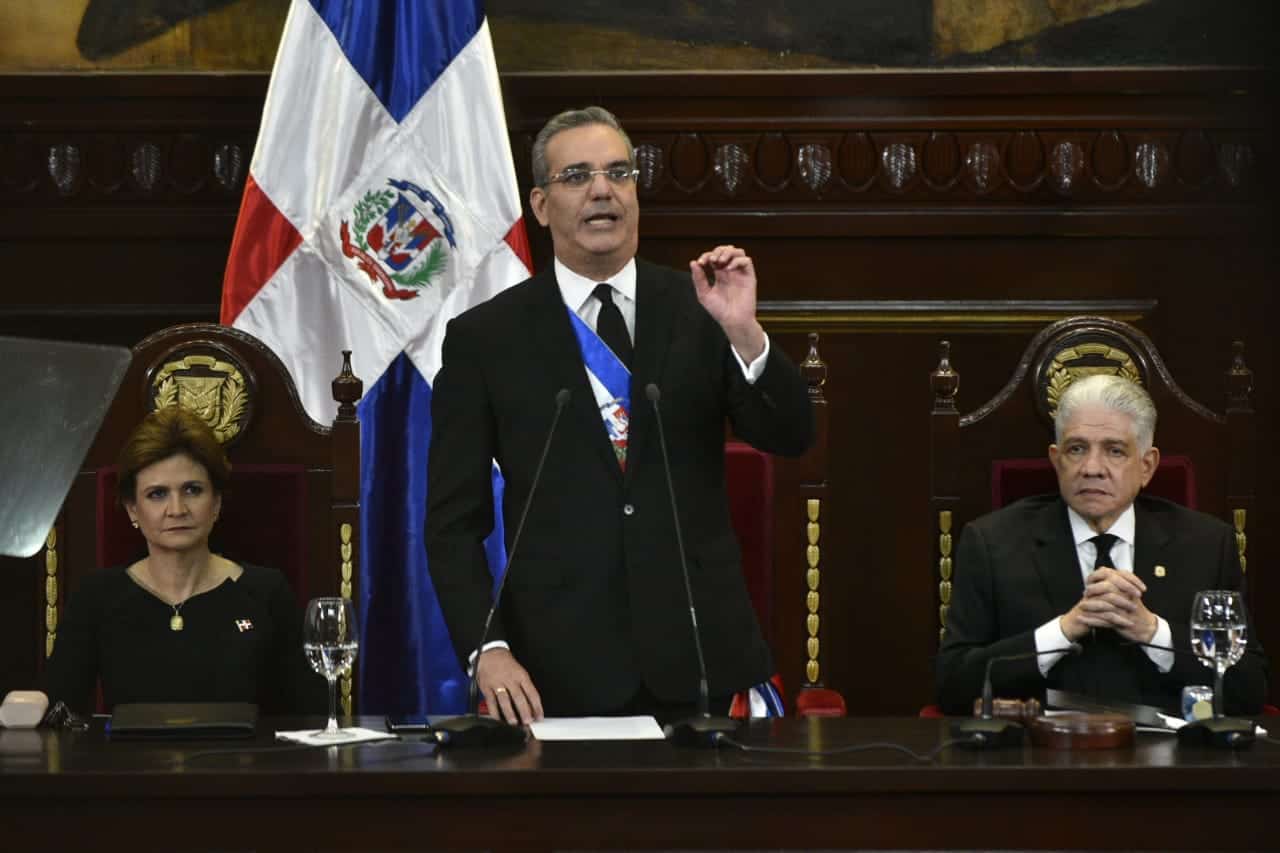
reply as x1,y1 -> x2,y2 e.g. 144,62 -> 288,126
303,597 -> 359,739
1189,590 -> 1247,719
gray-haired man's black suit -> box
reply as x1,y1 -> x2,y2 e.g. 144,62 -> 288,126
937,493 -> 1268,716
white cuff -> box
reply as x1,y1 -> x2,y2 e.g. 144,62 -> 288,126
1035,618 -> 1075,677
1144,618 -> 1175,673
731,333 -> 771,384
466,640 -> 510,677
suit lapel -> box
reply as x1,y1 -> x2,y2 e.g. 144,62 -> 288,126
1032,498 -> 1086,616
529,269 -> 624,483
1132,501 -> 1173,613
624,262 -> 679,485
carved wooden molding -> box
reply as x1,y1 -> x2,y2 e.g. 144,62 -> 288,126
43,527 -> 59,660
4,134 -> 251,201
623,130 -> 1260,203
1234,509 -> 1248,575
2,69 -> 1266,218
4,128 -> 1259,206
758,299 -> 1156,332
937,511 -> 952,643
0,304 -> 219,321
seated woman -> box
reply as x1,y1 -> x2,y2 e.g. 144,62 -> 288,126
45,406 -> 325,715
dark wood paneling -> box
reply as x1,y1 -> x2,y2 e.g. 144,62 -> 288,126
1,69 -> 1273,712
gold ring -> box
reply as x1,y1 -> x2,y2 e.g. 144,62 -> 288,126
494,686 -> 508,693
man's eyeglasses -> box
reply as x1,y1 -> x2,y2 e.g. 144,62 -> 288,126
543,165 -> 639,189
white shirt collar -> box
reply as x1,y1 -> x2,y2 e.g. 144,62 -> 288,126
1066,502 -> 1136,548
554,257 -> 636,311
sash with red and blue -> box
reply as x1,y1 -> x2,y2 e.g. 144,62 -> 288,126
565,307 -> 630,469
564,303 -> 784,718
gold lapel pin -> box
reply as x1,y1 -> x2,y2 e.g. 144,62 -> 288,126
1154,565 -> 1167,578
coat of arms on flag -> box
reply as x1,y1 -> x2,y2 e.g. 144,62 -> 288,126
339,178 -> 457,301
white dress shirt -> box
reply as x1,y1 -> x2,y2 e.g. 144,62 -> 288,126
1034,504 -> 1174,676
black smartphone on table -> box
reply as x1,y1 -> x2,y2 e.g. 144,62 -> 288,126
384,714 -> 432,734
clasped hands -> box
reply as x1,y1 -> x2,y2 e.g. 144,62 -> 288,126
1060,567 -> 1159,644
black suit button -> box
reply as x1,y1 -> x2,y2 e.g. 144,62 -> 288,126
623,503 -> 636,516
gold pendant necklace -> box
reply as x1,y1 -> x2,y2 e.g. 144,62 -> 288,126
131,559 -> 207,632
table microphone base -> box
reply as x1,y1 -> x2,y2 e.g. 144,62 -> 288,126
952,717 -> 1025,749
664,714 -> 740,748
431,714 -> 527,749
1176,716 -> 1256,749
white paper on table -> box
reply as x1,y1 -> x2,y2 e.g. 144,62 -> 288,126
275,726 -> 398,746
1133,715 -> 1268,736
530,716 -> 665,741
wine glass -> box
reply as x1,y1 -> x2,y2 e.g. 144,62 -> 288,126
303,597 -> 359,739
1189,590 -> 1247,719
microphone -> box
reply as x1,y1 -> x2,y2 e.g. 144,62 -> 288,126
953,644 -> 1082,749
1124,640 -> 1258,748
645,383 -> 739,748
432,388 -> 571,748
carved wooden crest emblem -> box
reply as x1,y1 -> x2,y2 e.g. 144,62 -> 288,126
1035,336 -> 1146,425
148,345 -> 255,445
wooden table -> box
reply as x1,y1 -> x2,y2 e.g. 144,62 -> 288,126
1,716 -> 1275,850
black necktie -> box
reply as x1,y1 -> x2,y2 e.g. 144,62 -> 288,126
1091,533 -> 1119,572
1087,532 -> 1137,701
593,283 -> 632,369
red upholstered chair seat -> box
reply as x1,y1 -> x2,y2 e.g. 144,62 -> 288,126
725,442 -> 774,638
991,454 -> 1197,511
724,441 -> 845,718
795,687 -> 848,718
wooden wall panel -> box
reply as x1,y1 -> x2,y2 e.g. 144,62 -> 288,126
1,69 -> 1273,712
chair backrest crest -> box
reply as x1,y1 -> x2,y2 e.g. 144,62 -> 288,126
957,316 -> 1223,433
145,339 -> 257,446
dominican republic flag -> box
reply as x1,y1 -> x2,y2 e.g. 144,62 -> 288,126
221,0 -> 531,715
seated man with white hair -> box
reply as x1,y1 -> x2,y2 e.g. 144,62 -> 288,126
937,374 -> 1267,716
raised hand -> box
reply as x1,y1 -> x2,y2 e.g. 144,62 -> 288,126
690,244 -> 766,363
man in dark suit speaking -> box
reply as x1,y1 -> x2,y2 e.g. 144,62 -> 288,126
937,374 -> 1267,716
425,106 -> 813,723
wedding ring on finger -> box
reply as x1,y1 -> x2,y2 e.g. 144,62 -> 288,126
494,686 -> 508,694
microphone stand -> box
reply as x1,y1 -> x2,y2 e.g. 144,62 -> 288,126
952,645 -> 1082,749
432,389 -> 571,749
646,384 -> 740,748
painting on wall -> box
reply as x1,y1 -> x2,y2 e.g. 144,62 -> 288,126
0,0 -> 1268,72
0,0 -> 287,70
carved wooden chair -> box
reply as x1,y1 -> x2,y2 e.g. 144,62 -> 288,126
790,333 -> 846,718
28,323 -> 363,711
927,316 -> 1255,710
727,333 -> 845,718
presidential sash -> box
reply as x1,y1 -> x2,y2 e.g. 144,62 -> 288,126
566,307 -> 630,469
566,304 -> 783,718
